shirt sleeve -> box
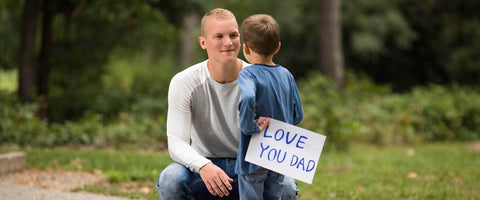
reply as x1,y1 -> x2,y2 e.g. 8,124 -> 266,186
237,69 -> 261,135
166,74 -> 211,173
291,75 -> 304,125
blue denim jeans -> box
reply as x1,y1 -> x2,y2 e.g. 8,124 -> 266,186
238,168 -> 285,200
156,159 -> 298,200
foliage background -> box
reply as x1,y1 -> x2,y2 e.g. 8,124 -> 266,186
1,0 -> 479,151
1,2 -> 479,199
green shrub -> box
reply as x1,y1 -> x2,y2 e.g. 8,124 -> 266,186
97,112 -> 166,149
297,72 -> 480,151
0,91 -> 166,148
297,72 -> 384,151
2,73 -> 479,151
409,85 -> 480,141
0,91 -> 49,145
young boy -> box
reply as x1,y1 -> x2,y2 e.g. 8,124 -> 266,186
236,14 -> 304,199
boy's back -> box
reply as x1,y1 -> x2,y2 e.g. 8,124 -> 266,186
236,13 -> 303,199
236,63 -> 303,174
238,64 -> 303,133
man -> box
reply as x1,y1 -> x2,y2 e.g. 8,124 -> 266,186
156,8 -> 298,199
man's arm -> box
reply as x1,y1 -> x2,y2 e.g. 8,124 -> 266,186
166,74 -> 211,172
167,73 -> 233,197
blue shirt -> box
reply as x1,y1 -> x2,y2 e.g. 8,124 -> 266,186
236,64 -> 304,175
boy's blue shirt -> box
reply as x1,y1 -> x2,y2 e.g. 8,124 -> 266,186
236,64 -> 304,175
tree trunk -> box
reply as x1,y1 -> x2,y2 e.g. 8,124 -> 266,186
38,0 -> 54,120
177,13 -> 199,68
18,0 -> 39,102
318,0 -> 344,89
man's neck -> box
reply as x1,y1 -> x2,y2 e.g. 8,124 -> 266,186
207,59 -> 242,84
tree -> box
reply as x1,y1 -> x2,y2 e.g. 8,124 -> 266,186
0,0 -> 22,71
147,0 -> 204,67
318,0 -> 344,89
18,0 -> 38,102
37,0 -> 54,119
177,13 -> 200,68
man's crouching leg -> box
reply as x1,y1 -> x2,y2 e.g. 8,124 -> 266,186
156,162 -> 194,200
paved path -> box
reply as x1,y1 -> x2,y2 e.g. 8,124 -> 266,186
0,153 -> 146,200
0,184 -> 130,200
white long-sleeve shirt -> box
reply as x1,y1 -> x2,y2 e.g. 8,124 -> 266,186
166,59 -> 248,172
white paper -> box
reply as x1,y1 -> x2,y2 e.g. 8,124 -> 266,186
245,118 -> 326,184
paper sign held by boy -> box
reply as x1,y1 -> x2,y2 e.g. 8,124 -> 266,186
245,118 -> 326,184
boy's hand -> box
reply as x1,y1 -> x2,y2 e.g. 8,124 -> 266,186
256,117 -> 270,132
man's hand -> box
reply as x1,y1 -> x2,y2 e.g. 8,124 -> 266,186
256,117 -> 270,132
199,163 -> 233,197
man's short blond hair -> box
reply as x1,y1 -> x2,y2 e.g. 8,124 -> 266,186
201,8 -> 236,36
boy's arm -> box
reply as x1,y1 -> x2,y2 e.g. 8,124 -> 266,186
237,70 -> 262,135
292,77 -> 304,125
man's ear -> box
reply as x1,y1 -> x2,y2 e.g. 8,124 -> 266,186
243,43 -> 250,55
199,36 -> 207,49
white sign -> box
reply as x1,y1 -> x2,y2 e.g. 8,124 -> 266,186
245,118 -> 326,184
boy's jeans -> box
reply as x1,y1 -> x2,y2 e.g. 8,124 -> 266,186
156,159 -> 298,200
238,168 -> 285,200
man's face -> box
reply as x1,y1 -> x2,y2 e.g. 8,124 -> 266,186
199,18 -> 240,64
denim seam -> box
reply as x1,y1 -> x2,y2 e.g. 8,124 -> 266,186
224,159 -> 229,174
190,177 -> 204,189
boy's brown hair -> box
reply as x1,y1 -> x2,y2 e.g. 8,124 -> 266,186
201,8 -> 236,36
241,14 -> 280,56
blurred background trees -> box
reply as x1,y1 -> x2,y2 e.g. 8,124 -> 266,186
1,0 -> 479,150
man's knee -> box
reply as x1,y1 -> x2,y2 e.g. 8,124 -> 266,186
157,162 -> 190,193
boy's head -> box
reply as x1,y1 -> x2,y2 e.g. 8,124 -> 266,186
241,14 -> 280,56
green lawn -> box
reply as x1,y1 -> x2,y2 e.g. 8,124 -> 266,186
5,142 -> 480,199
298,143 -> 480,199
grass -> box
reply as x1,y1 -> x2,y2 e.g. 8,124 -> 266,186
299,143 -> 480,199
3,142 -> 479,199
